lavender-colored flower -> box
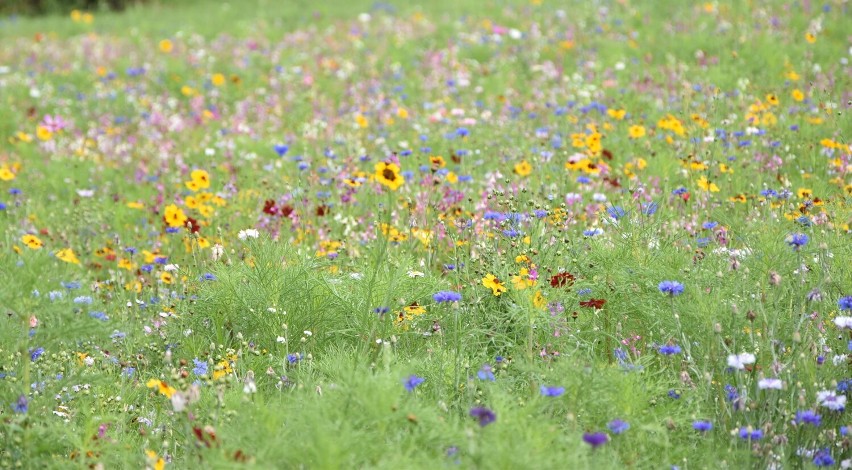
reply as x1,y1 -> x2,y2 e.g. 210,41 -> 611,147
469,407 -> 496,427
403,375 -> 425,392
813,449 -> 835,467
477,365 -> 495,381
817,390 -> 846,411
11,395 -> 27,414
658,281 -> 684,296
738,427 -> 763,440
607,419 -> 630,434
607,206 -> 627,220
692,420 -> 713,432
795,410 -> 821,426
786,233 -> 809,250
658,344 -> 682,355
582,432 -> 609,448
192,359 -> 209,376
29,347 -> 45,362
540,385 -> 565,397
641,202 -> 659,216
433,291 -> 462,303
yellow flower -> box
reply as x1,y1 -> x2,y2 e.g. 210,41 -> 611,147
118,258 -> 134,270
22,234 -> 44,250
533,290 -> 546,309
397,107 -> 409,119
805,32 -> 816,44
482,273 -> 508,296
146,379 -> 176,398
185,196 -> 200,209
797,188 -> 813,199
145,450 -> 166,470
185,180 -> 201,191
212,359 -> 233,380
55,248 -> 80,264
0,165 -> 15,181
511,268 -> 537,290
211,73 -> 225,87
374,162 -> 404,191
514,160 -> 532,177
355,114 -> 368,128
628,125 -> 645,139
160,272 -> 173,284
159,39 -> 173,53
607,108 -> 626,120
696,176 -> 720,192
163,204 -> 188,227
765,94 -> 779,106
127,201 -> 144,209
430,155 -> 446,169
786,70 -> 800,81
792,89 -> 804,102
36,126 -> 52,141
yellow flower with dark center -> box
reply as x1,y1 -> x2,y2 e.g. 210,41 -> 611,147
164,204 -> 188,227
797,188 -> 813,199
765,94 -> 779,106
36,126 -> 52,141
190,169 -> 210,189
805,32 -> 816,44
696,176 -> 719,192
146,379 -> 176,398
514,160 -> 532,177
22,234 -> 43,250
430,156 -> 446,169
607,109 -> 626,120
56,248 -> 80,264
375,162 -> 404,191
212,360 -> 233,380
628,125 -> 645,138
160,272 -> 173,284
482,273 -> 508,296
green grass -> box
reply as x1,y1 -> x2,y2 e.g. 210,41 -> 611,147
1,0 -> 851,468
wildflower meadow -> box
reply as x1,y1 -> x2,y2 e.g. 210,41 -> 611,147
0,0 -> 850,468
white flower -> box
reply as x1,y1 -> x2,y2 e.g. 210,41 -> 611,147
211,244 -> 224,261
238,229 -> 259,240
303,330 -> 312,337
83,356 -> 95,367
76,189 -> 94,197
276,336 -> 286,343
164,264 -> 180,272
407,270 -> 425,278
758,378 -> 783,390
727,352 -> 756,370
171,392 -> 187,412
834,316 -> 852,329
817,390 -> 847,411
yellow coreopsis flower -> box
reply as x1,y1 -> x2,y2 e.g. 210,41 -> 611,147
696,176 -> 720,192
514,160 -> 532,177
482,274 -> 508,296
374,162 -> 404,191
55,248 -> 80,264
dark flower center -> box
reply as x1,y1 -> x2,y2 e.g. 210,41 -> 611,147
382,168 -> 396,181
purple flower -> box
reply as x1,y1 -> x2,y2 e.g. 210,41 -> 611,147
658,281 -> 684,296
540,385 -> 565,397
607,419 -> 630,434
582,432 -> 609,448
813,448 -> 835,467
11,395 -> 27,414
839,296 -> 852,311
403,375 -> 425,392
692,420 -> 712,432
795,410 -> 821,427
607,206 -> 627,220
738,427 -> 763,440
433,291 -> 462,303
29,347 -> 44,362
477,365 -> 495,381
192,358 -> 209,376
658,344 -> 682,355
787,233 -> 808,250
469,407 -> 496,427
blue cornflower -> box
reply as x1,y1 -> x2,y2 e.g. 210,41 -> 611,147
73,296 -> 93,304
607,419 -> 630,434
576,175 -> 591,184
201,273 -> 217,281
702,221 -> 718,230
583,228 -> 603,237
122,367 -> 136,377
738,427 -> 763,440
813,449 -> 835,467
165,227 -> 181,234
540,385 -> 565,397
668,389 -> 681,399
373,306 -> 389,315
433,291 -> 462,303
140,264 -> 154,273
62,281 -> 81,289
577,288 -> 592,296
658,344 -> 682,355
403,375 -> 425,392
30,347 -> 45,362
469,407 -> 496,427
693,421 -> 713,432
658,281 -> 684,296
286,354 -> 300,364
532,209 -> 548,218
607,206 -> 627,220
89,312 -> 108,321
477,365 -> 495,381
795,410 -> 821,426
273,144 -> 289,157
787,233 -> 808,250
11,395 -> 27,414
641,202 -> 658,216
502,228 -> 520,238
839,296 -> 852,311
192,359 -> 209,376
582,432 -> 609,448
48,291 -> 64,301
696,237 -> 712,247
671,187 -> 688,196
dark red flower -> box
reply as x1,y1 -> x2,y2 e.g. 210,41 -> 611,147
579,298 -> 606,309
184,216 -> 201,233
262,199 -> 278,216
550,272 -> 576,288
279,204 -> 294,218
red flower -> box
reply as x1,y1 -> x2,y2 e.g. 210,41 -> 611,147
550,272 -> 576,288
262,199 -> 278,216
184,216 -> 201,233
579,298 -> 606,309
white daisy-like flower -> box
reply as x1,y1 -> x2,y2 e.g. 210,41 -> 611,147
238,229 -> 259,240
834,316 -> 852,329
727,352 -> 756,370
817,390 -> 847,411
